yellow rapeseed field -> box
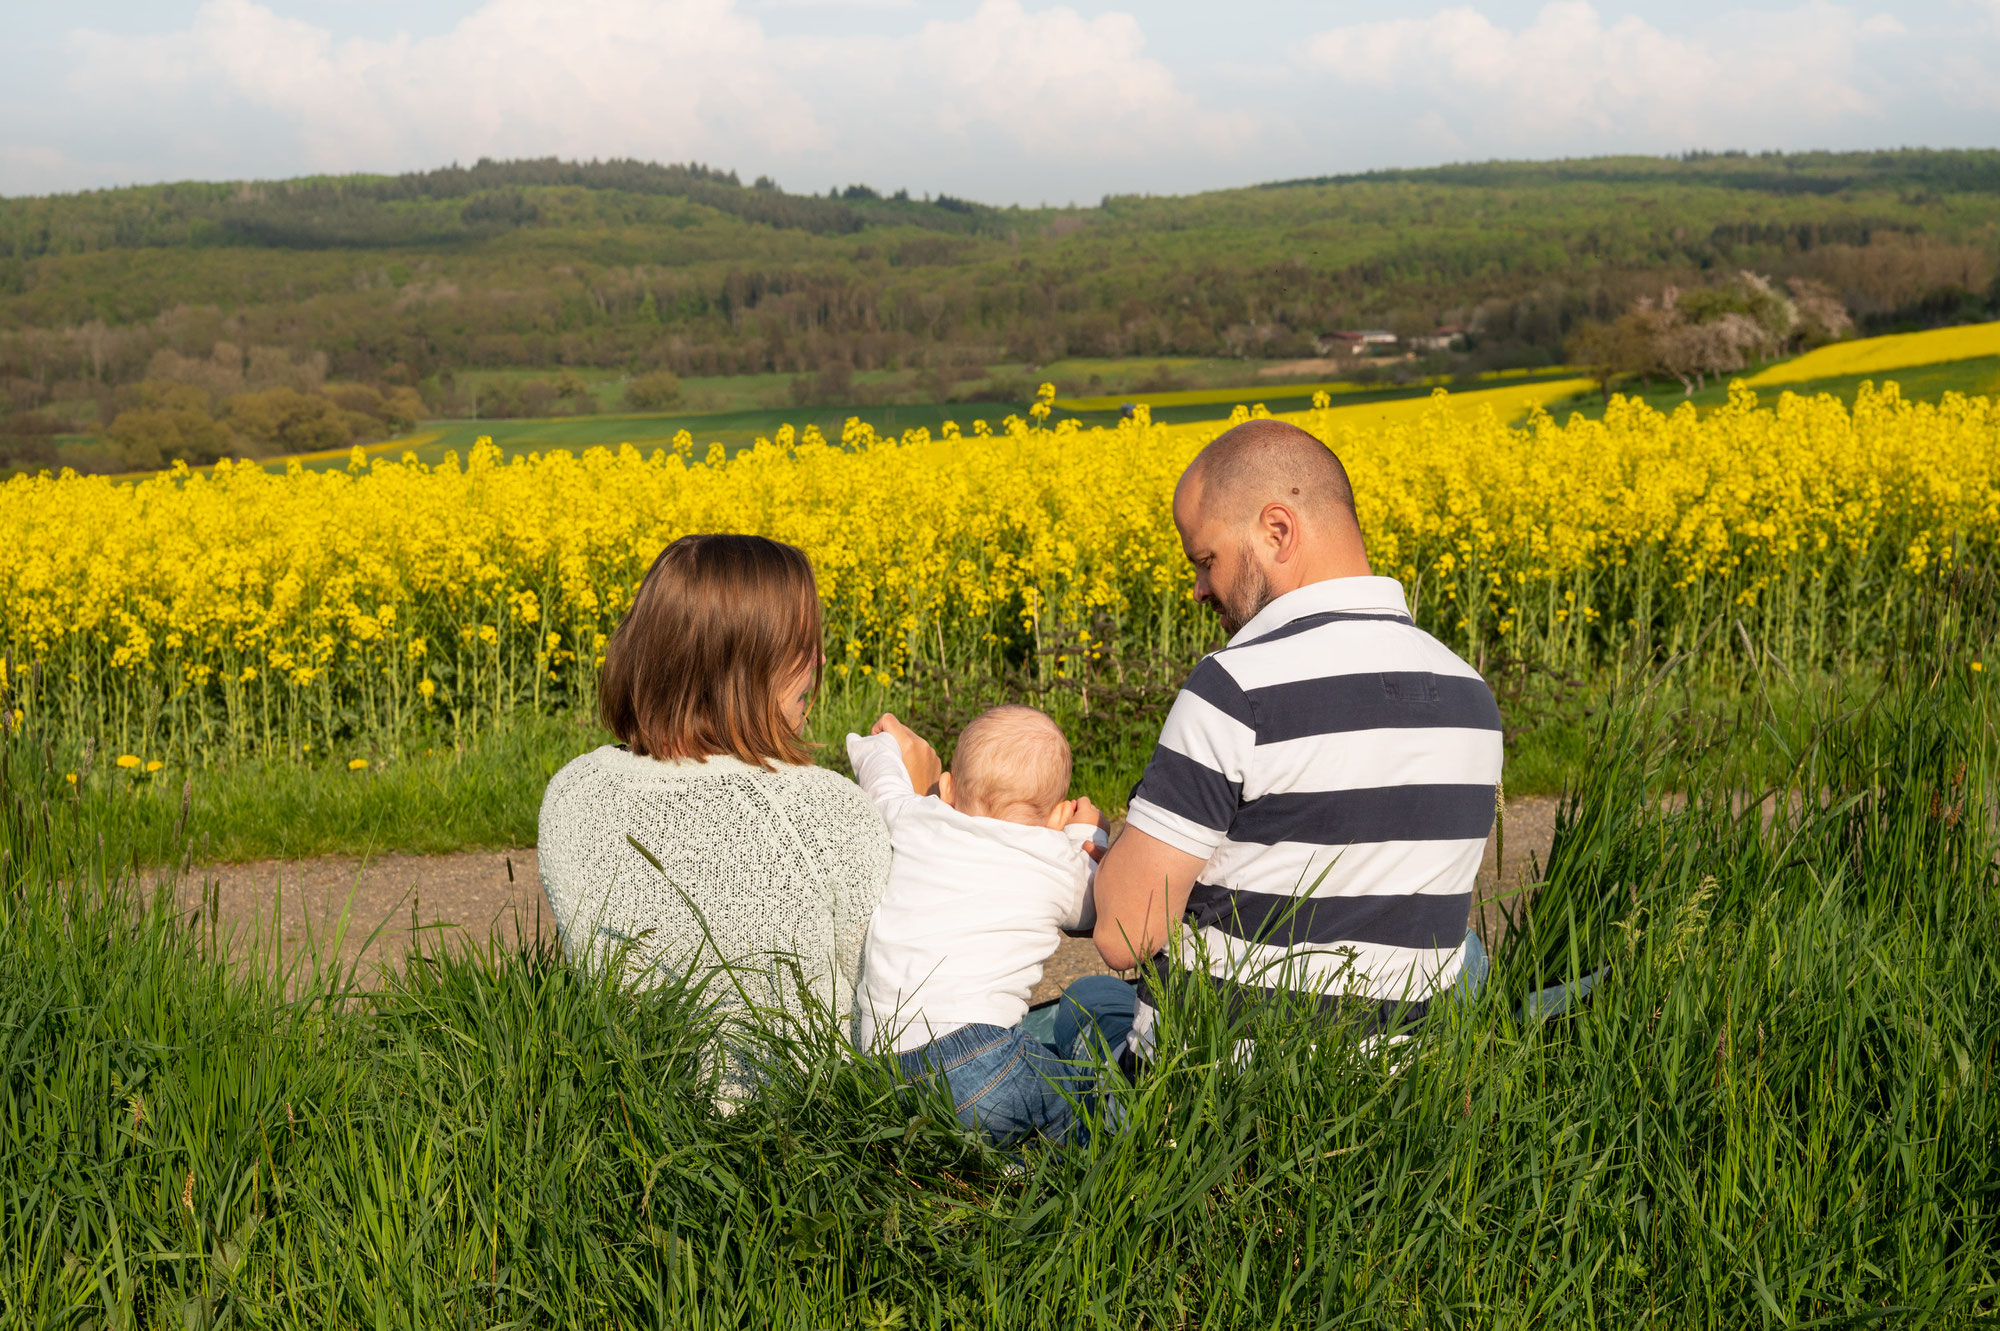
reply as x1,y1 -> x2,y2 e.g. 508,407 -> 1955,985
1747,319 -> 2000,387
1,381 -> 1995,760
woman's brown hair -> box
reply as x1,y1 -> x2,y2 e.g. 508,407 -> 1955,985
597,534 -> 822,768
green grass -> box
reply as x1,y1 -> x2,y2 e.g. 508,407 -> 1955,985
57,711 -> 602,868
1,623 -> 1994,1325
1550,354 -> 2000,421
41,653 -> 1898,868
46,350 -> 2000,482
355,400 -> 1034,470
314,352 -> 2000,477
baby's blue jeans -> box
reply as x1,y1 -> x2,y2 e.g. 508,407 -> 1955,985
896,977 -> 1138,1146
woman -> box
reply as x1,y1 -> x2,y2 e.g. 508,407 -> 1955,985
537,534 -> 890,1099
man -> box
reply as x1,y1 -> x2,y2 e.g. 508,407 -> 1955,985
1087,417 -> 1501,1059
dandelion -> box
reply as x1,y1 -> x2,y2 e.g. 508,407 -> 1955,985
145,760 -> 163,773
116,755 -> 140,769
348,758 -> 370,771
1974,662 -> 1985,673
65,772 -> 77,785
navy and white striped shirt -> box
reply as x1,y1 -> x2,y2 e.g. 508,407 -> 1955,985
1123,575 -> 1501,1047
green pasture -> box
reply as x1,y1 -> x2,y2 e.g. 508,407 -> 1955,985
1550,354 -> 2000,421
281,348 -> 2000,478
36,346 -> 2000,484
301,400 -> 1033,472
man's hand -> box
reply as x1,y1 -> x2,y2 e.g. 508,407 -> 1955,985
1091,825 -> 1208,971
870,712 -> 942,796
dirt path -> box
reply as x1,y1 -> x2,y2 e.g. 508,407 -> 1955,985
182,797 -> 1559,1004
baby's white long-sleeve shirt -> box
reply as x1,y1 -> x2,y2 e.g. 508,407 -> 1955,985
847,731 -> 1101,1055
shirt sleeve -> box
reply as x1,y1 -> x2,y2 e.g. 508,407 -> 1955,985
844,731 -> 924,827
1123,655 -> 1256,859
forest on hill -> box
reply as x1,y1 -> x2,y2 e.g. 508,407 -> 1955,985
3,149 -> 1999,471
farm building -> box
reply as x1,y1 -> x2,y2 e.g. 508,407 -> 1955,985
1409,325 -> 1468,352
1316,329 -> 1400,355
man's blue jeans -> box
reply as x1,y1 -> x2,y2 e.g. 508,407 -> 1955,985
896,979 -> 1139,1146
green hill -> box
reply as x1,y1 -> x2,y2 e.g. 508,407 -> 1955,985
4,149 -> 1999,474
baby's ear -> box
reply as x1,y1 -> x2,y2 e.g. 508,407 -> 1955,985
936,771 -> 958,808
1042,798 -> 1076,830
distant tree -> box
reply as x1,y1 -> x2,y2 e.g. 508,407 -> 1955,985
244,346 -> 327,393
325,383 -> 387,419
1568,314 -> 1658,400
381,386 -> 426,430
1650,295 -> 1769,394
108,403 -> 232,468
624,370 -> 683,411
517,380 -> 559,417
225,387 -> 352,454
1787,277 -> 1854,347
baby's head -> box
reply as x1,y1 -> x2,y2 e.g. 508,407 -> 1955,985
938,705 -> 1072,827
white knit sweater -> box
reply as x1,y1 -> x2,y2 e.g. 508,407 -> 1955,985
537,745 -> 892,1062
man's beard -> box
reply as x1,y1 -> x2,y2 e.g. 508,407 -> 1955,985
1215,557 -> 1274,636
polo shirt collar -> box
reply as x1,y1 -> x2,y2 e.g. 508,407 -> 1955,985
1229,575 -> 1411,647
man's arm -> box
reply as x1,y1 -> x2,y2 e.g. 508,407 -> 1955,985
1095,655 -> 1257,969
1091,826 -> 1209,971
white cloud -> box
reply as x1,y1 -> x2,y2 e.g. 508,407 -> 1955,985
1305,1 -> 1887,150
72,0 -> 829,172
58,0 -> 1249,199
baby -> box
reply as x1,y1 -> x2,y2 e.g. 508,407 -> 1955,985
847,706 -> 1106,1143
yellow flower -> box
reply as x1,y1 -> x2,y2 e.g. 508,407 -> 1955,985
116,754 -> 140,769
0,374 -> 1994,761
348,757 -> 370,770
65,772 -> 78,784
1974,662 -> 1985,673
145,760 -> 163,773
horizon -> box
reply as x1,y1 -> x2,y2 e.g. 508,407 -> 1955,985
7,0 -> 1999,205
4,143 -> 1994,209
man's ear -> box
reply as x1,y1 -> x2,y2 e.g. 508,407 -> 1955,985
936,771 -> 957,807
1261,501 -> 1301,562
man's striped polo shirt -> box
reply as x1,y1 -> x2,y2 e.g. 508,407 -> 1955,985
1122,575 -> 1501,1049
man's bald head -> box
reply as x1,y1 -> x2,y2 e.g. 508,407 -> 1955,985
1172,419 -> 1371,634
1178,419 -> 1359,531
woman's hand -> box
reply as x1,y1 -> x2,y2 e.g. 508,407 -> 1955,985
871,712 -> 942,795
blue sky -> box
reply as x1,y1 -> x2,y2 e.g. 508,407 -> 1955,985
5,1 -> 1997,203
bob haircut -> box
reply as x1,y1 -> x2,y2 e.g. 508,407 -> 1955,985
597,534 -> 822,768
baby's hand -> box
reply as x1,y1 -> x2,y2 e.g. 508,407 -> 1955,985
1048,795 -> 1109,832
871,712 -> 942,795
1067,796 -> 1107,831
